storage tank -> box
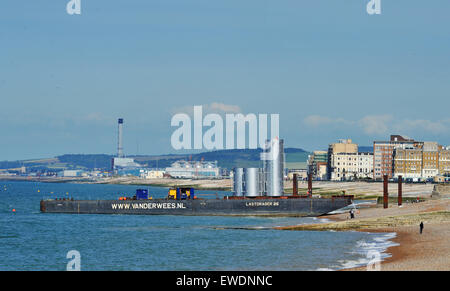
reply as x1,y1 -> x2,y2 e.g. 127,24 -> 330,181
262,138 -> 284,196
233,168 -> 244,196
243,168 -> 261,197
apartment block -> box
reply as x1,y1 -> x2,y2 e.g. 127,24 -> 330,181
327,139 -> 358,179
393,141 -> 450,181
307,151 -> 328,180
328,139 -> 358,155
439,147 -> 450,176
373,135 -> 422,180
330,152 -> 373,181
422,142 -> 439,179
393,148 -> 423,180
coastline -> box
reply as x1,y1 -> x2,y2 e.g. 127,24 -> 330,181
344,223 -> 450,271
0,177 -> 438,198
3,177 -> 449,270
0,176 -> 233,191
278,199 -> 450,271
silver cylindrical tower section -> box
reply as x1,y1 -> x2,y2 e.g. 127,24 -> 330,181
233,168 -> 244,196
243,168 -> 260,197
263,138 -> 284,196
118,118 -> 124,158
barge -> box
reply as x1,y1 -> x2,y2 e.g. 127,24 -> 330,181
40,187 -> 353,217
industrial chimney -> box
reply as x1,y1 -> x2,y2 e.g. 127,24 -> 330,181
117,118 -> 124,158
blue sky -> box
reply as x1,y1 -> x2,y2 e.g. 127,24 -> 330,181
1,0 -> 450,160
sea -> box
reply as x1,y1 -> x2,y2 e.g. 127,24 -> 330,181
0,181 -> 398,271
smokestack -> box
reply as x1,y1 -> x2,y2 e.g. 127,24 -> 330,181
398,176 -> 403,206
293,174 -> 298,196
383,175 -> 389,209
118,118 -> 124,158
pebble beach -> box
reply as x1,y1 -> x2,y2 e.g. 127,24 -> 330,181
279,199 -> 450,271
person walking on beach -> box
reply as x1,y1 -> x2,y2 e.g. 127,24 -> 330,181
420,222 -> 424,234
350,209 -> 355,219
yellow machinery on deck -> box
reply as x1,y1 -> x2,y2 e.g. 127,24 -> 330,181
168,187 -> 195,200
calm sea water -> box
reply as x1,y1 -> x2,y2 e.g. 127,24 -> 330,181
0,181 -> 396,271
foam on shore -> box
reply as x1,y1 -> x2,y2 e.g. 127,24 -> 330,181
315,232 -> 399,271
338,232 -> 399,270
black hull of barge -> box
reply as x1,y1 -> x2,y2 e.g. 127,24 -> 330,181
40,197 -> 352,217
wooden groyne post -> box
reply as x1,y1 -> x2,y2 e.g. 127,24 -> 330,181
293,174 -> 298,196
383,175 -> 389,209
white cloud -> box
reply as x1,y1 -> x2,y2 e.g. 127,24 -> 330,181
208,102 -> 241,114
172,102 -> 242,115
303,115 -> 353,127
303,114 -> 450,137
394,119 -> 449,135
303,115 -> 333,127
358,115 -> 393,135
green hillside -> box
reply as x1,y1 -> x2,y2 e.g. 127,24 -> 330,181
0,148 -> 310,172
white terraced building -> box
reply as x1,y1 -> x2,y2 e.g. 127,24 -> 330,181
330,152 -> 374,181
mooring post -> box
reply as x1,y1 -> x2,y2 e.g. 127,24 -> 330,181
308,173 -> 313,197
293,174 -> 298,196
383,175 -> 389,209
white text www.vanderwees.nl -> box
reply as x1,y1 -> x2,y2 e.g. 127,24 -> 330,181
111,202 -> 186,210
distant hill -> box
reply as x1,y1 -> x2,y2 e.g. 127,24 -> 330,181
0,148 -> 310,172
58,154 -> 113,169
133,148 -> 309,170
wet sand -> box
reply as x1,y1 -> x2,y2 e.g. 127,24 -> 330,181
349,223 -> 450,271
348,200 -> 450,271
344,203 -> 450,271
278,199 -> 450,271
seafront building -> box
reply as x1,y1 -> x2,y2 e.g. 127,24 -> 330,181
307,151 -> 328,180
328,139 -> 358,157
393,142 -> 450,181
421,142 -> 440,179
326,139 -> 358,180
59,170 -> 83,177
439,147 -> 450,177
165,160 -> 221,179
329,152 -> 373,181
112,157 -> 141,169
393,148 -> 423,180
314,139 -> 375,181
140,169 -> 166,179
373,135 -> 423,180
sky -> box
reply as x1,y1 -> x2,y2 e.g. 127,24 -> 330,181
1,0 -> 450,160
